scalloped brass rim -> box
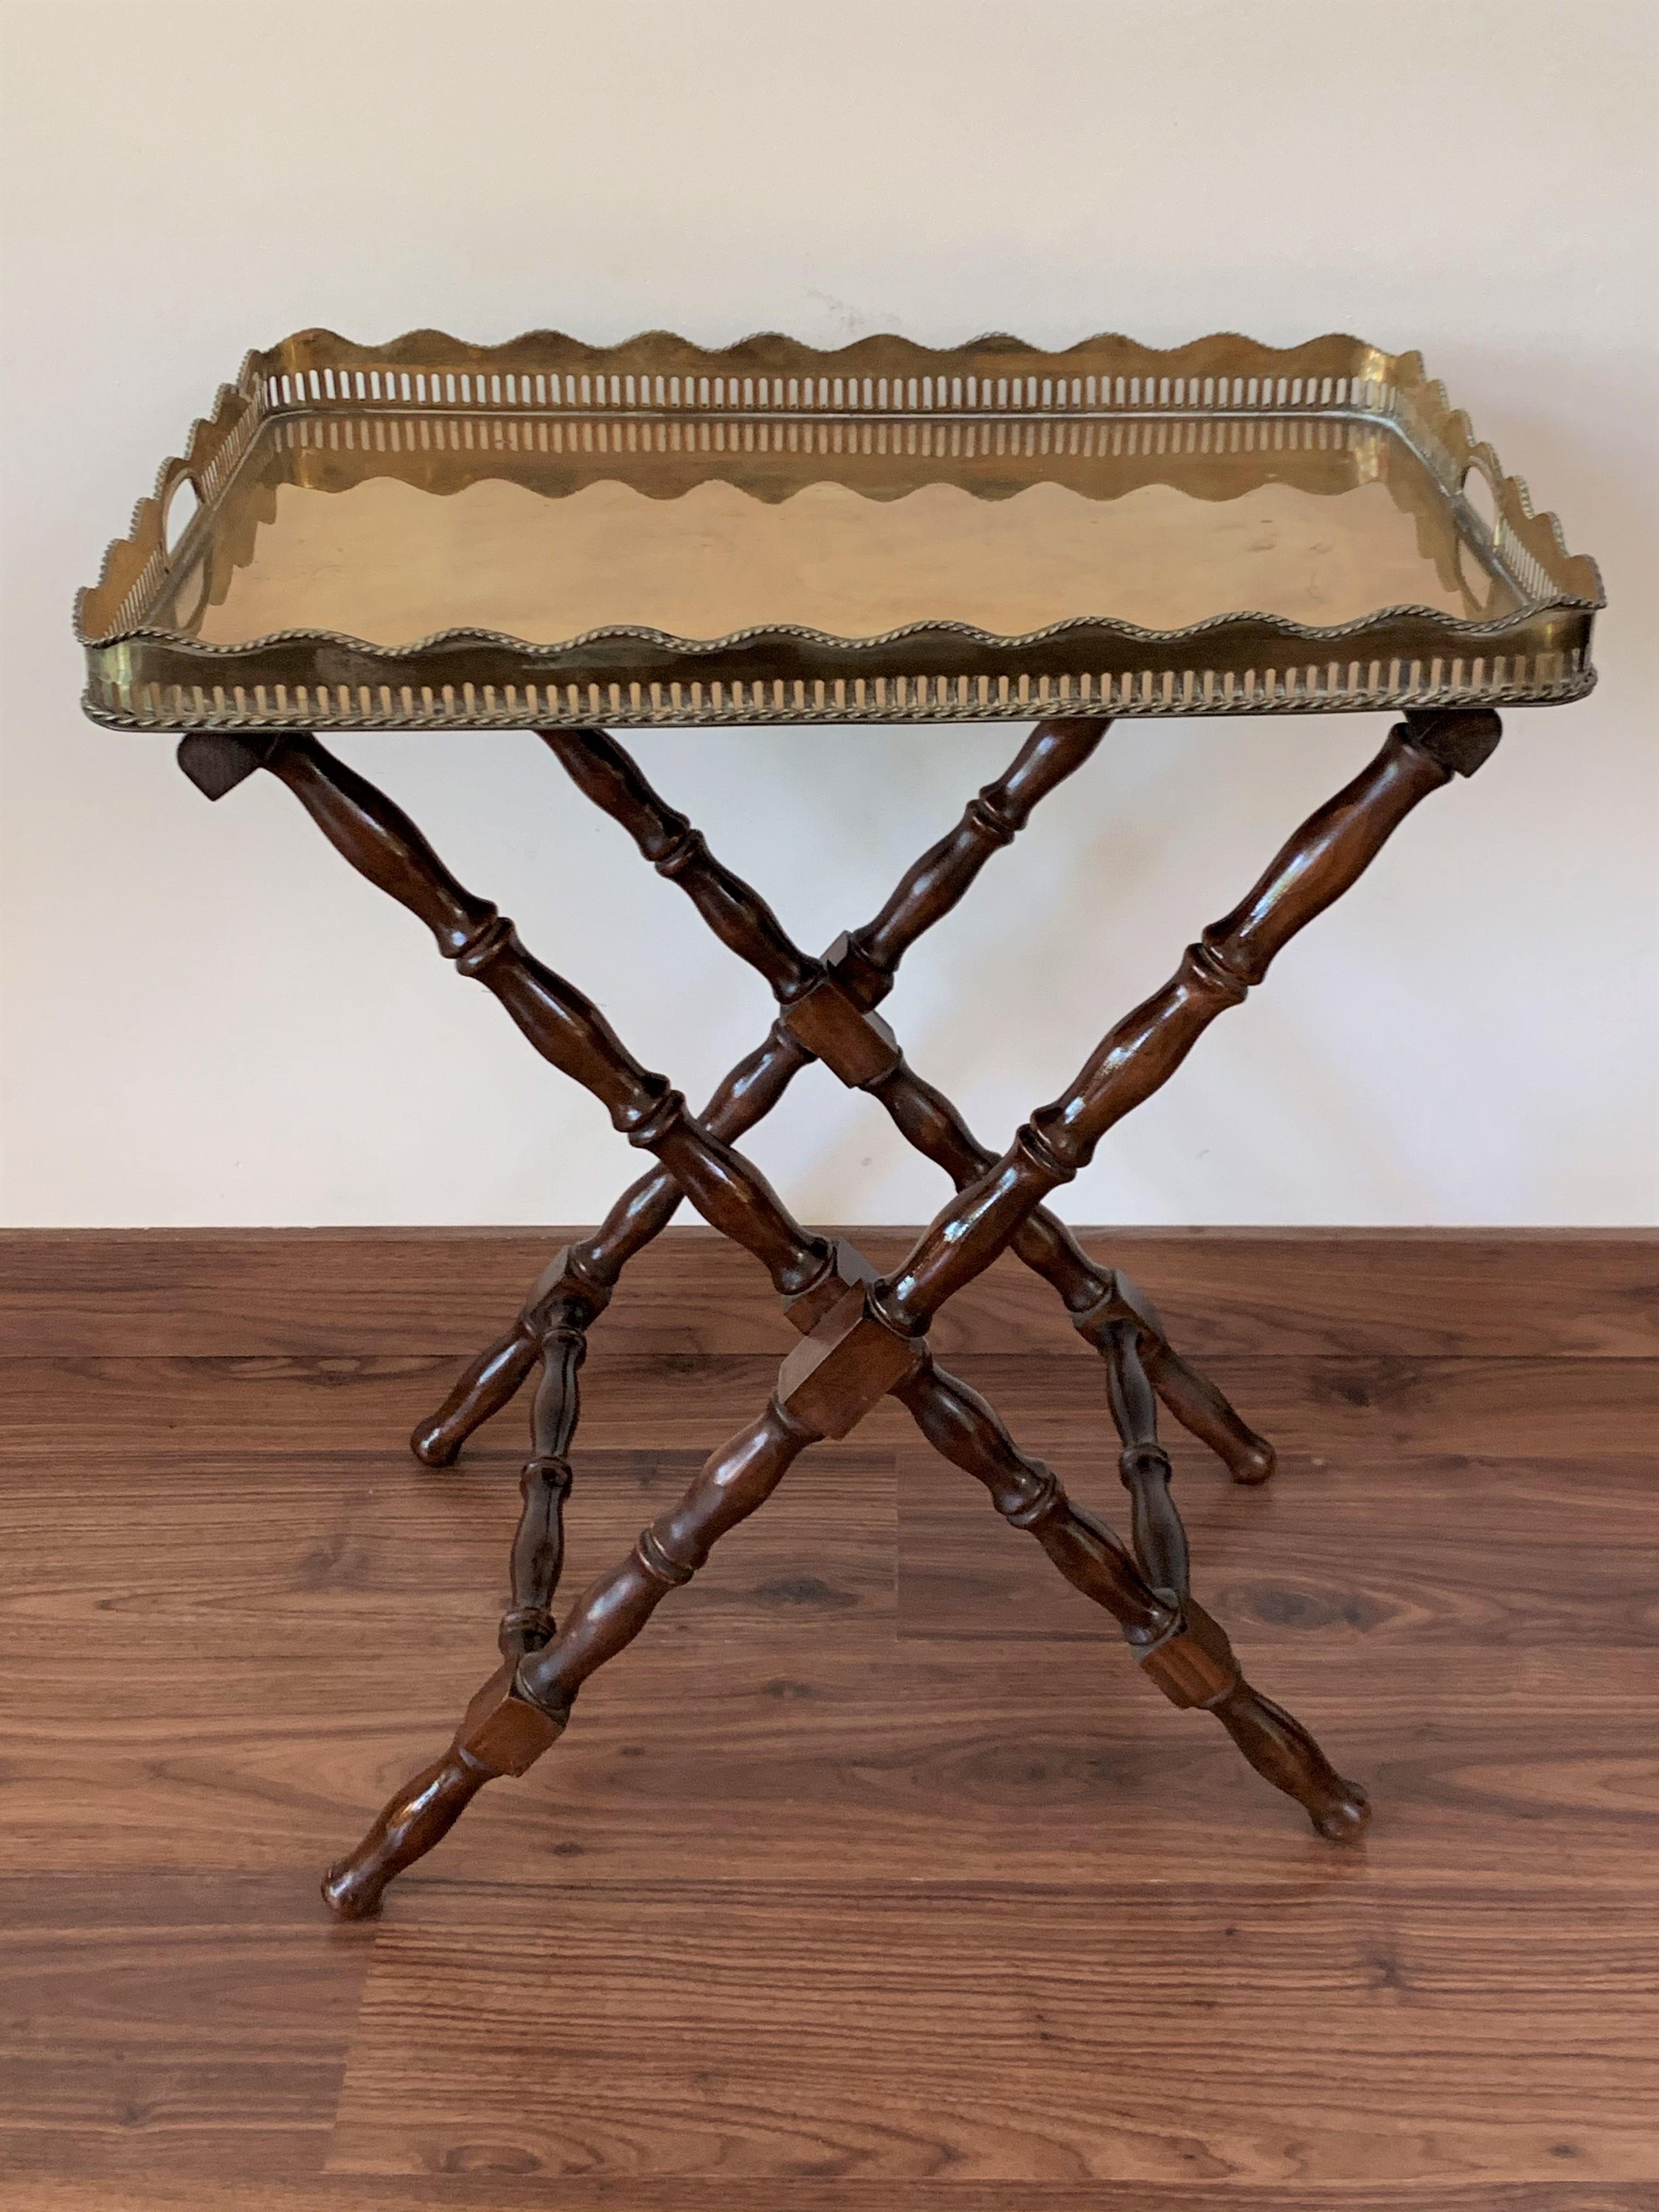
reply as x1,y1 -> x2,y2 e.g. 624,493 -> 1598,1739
76,327 -> 1604,726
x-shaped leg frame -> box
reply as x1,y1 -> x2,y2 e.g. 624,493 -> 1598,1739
178,702 -> 1501,1916
416,716 -> 1272,1510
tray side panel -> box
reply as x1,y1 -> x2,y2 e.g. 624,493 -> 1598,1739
77,329 -> 1602,729
83,616 -> 1595,733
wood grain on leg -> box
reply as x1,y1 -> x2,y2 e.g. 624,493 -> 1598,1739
873,714 -> 1501,1336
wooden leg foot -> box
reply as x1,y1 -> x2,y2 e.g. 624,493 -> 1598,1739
1077,1276 -> 1277,1487
410,1321 -> 539,1467
1208,1678 -> 1370,1841
1140,1335 -> 1277,1485
321,1747 -> 493,1918
321,1661 -> 571,1917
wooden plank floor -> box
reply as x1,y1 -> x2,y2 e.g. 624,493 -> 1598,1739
1,1229 -> 1656,2211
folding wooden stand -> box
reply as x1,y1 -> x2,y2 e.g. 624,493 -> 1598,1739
179,701 -> 1502,1917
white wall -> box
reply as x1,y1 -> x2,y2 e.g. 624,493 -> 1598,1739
2,0 -> 1654,1229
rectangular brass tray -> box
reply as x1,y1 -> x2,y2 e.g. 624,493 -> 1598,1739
77,330 -> 1603,731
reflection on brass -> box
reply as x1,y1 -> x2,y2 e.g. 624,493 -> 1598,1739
176,476 -> 1501,647
77,329 -> 1603,731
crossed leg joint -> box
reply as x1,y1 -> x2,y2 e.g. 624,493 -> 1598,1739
411,719 -> 1278,1493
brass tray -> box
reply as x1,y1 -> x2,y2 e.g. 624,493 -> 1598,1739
77,330 -> 1603,731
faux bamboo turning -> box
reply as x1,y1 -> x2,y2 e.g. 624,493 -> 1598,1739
161,702 -> 1504,1915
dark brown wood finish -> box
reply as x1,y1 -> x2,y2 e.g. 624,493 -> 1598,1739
538,727 -> 820,1002
404,718 -> 1124,1481
894,1339 -> 1367,1841
1103,1321 -> 1189,1601
3,1229 -> 1656,2203
517,714 -> 1276,1483
871,711 -> 1500,1337
499,1308 -> 583,1658
325,1394 -> 818,1920
409,1025 -> 815,1468
849,717 -> 1118,979
270,713 -> 1501,1908
892,1356 -> 1174,1642
255,733 -> 838,1307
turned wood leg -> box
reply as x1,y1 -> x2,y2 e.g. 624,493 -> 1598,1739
893,1358 -> 1175,1646
409,716 -> 1110,1463
862,1056 -> 1279,1487
1101,1321 -> 1190,1601
1103,1325 -> 1365,1835
1207,1679 -> 1370,1842
257,732 -> 838,1313
410,1316 -> 539,1468
498,1304 -> 585,1657
321,1395 -> 821,1917
895,1355 -> 1367,1840
412,1230 -> 605,1521
321,1746 -> 494,1920
555,713 -> 1279,1493
309,707 -> 1498,1901
871,711 -> 1502,1336
1140,1334 -> 1277,1486
1056,1260 -> 1278,1487
407,1023 -> 815,1464
325,1245 -> 922,1917
320,1638 -> 573,1921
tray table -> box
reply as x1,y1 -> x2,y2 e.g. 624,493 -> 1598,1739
77,328 -> 1604,1916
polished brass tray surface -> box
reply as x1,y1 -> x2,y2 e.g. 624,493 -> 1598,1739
77,330 -> 1602,731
